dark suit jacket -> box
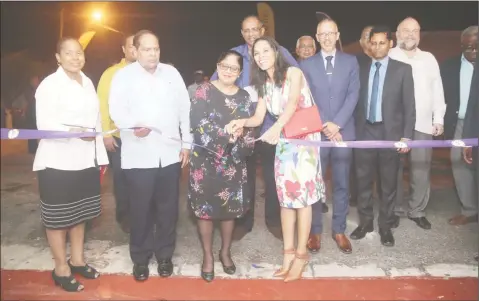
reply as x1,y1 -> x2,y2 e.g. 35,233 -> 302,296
356,52 -> 371,67
299,51 -> 360,140
355,57 -> 416,141
440,55 -> 477,139
462,56 -> 478,163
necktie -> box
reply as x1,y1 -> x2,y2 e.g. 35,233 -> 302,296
325,56 -> 334,84
368,62 -> 381,123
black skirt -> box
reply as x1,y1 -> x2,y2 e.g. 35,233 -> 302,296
38,167 -> 101,229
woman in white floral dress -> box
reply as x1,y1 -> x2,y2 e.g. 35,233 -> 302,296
227,36 -> 325,282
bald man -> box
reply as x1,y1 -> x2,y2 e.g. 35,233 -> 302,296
300,18 -> 360,254
389,17 -> 446,230
296,35 -> 317,61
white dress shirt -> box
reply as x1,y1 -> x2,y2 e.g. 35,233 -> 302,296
109,62 -> 192,169
244,86 -> 258,103
187,83 -> 199,100
33,67 -> 108,171
389,47 -> 446,135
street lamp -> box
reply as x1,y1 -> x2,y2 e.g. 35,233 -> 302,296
91,10 -> 103,23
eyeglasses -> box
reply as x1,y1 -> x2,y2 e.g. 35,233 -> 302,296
217,63 -> 240,73
242,27 -> 262,35
316,32 -> 338,39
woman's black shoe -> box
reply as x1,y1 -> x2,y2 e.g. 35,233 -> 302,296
219,250 -> 236,275
52,270 -> 84,292
201,258 -> 215,282
68,260 -> 100,279
201,270 -> 215,282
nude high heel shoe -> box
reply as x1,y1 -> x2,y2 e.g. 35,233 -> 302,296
283,252 -> 310,282
273,249 -> 295,278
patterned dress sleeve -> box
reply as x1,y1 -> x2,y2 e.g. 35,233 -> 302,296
190,84 -> 230,156
229,92 -> 255,163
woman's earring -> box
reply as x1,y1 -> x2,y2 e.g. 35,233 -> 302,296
57,61 -> 61,66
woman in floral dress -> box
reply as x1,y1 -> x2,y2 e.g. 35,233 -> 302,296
227,36 -> 325,282
189,50 -> 254,282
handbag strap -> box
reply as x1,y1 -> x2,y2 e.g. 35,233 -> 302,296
281,68 -> 317,109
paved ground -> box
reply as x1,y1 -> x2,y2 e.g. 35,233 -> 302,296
1,149 -> 478,281
2,270 -> 477,300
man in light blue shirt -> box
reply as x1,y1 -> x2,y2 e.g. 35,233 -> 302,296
109,30 -> 192,282
366,56 -> 389,122
441,25 -> 478,226
211,15 -> 298,241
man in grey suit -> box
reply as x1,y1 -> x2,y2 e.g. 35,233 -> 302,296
441,26 -> 478,226
462,52 -> 478,261
300,18 -> 360,254
350,26 -> 416,247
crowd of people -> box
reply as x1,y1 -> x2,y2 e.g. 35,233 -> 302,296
29,13 -> 478,292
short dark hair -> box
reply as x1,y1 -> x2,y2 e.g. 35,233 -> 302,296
241,15 -> 263,29
133,29 -> 158,48
56,36 -> 81,53
369,26 -> 393,41
250,36 -> 291,98
122,33 -> 135,47
216,50 -> 244,72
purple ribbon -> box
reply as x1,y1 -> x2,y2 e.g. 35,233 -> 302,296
1,128 -> 477,149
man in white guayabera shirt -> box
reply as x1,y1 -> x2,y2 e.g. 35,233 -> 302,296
109,30 -> 191,282
389,17 -> 446,230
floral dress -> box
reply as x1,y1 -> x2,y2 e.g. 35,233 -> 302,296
263,68 -> 325,208
189,83 -> 255,219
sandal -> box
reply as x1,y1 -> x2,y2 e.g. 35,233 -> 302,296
68,260 -> 100,279
52,270 -> 84,292
273,248 -> 296,278
284,252 -> 310,282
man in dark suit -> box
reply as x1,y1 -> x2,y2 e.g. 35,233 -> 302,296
350,26 -> 416,247
441,25 -> 478,226
462,47 -> 479,261
300,18 -> 360,254
350,25 -> 380,208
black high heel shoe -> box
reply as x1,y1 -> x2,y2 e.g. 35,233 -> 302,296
219,249 -> 236,275
68,260 -> 100,279
200,255 -> 215,283
52,270 -> 84,292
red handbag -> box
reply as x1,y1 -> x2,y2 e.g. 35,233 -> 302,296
280,79 -> 323,139
282,104 -> 323,139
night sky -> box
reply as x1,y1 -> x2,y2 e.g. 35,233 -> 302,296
1,1 -> 478,86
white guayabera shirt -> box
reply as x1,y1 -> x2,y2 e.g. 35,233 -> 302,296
389,47 -> 446,135
109,62 -> 192,169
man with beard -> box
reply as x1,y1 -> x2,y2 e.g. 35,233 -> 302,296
389,17 -> 446,230
441,25 -> 478,226
211,15 -> 298,241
